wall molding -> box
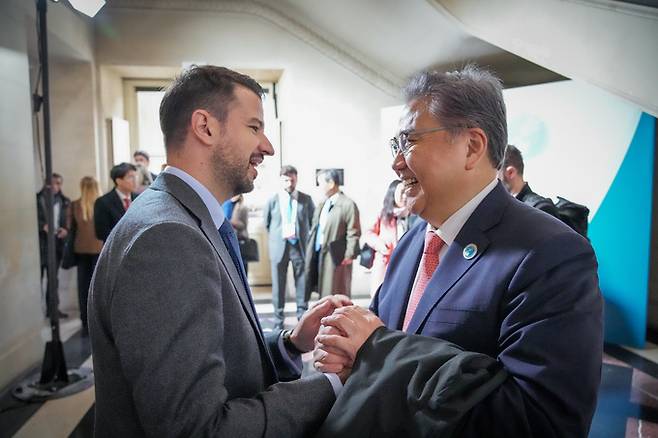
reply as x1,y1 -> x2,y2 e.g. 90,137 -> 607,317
104,0 -> 404,98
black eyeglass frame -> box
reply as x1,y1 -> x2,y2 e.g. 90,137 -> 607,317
389,126 -> 462,157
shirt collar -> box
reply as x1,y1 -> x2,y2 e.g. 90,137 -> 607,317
114,188 -> 131,201
430,178 -> 498,246
164,166 -> 225,229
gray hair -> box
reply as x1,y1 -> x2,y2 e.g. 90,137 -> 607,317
403,64 -> 508,169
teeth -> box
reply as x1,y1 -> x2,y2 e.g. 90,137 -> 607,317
403,177 -> 418,186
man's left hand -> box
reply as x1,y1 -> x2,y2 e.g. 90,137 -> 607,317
290,294 -> 352,352
340,258 -> 353,266
57,228 -> 68,239
317,306 -> 384,361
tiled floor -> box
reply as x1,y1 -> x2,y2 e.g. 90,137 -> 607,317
2,292 -> 658,438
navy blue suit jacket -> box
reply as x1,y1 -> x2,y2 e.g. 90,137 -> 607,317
371,182 -> 603,437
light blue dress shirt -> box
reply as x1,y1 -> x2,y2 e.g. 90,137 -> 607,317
163,166 -> 342,395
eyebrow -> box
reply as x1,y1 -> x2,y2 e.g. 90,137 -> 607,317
248,117 -> 264,129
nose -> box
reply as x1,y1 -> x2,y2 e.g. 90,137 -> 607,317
391,151 -> 406,174
260,133 -> 275,156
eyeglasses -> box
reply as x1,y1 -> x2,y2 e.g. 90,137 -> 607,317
389,126 -> 455,157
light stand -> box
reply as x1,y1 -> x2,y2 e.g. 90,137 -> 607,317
12,0 -> 94,402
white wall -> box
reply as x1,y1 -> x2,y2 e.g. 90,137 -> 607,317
0,0 -> 98,388
0,0 -> 48,389
436,0 -> 658,117
95,6 -> 402,292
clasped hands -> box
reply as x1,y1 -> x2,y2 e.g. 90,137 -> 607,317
313,306 -> 383,383
288,295 -> 383,383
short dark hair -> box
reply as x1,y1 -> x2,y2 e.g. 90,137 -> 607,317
133,150 -> 150,161
52,173 -> 63,181
280,165 -> 298,177
110,162 -> 137,185
404,64 -> 508,169
159,65 -> 264,150
502,144 -> 524,175
318,169 -> 341,186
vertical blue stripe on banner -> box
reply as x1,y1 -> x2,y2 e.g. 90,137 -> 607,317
589,113 -> 655,347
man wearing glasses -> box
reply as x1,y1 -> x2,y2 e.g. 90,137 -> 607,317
314,65 -> 603,437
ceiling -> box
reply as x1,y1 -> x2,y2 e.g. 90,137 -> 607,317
102,0 -> 563,88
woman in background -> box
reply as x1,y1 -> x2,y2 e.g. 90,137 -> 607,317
71,176 -> 103,335
365,180 -> 413,296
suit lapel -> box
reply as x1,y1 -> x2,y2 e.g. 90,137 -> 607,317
406,182 -> 509,334
150,174 -> 273,371
110,190 -> 124,216
388,225 -> 425,330
405,227 -> 490,333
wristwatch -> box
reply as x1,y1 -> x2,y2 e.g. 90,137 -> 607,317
281,329 -> 305,355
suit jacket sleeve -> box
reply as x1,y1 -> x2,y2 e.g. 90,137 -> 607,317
94,197 -> 112,242
457,232 -> 602,438
265,330 -> 304,382
344,200 -> 361,260
317,327 -> 507,437
109,223 -> 335,437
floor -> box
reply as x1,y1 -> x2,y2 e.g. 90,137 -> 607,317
2,290 -> 658,438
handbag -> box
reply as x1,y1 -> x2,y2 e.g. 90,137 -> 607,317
239,238 -> 259,262
359,243 -> 375,269
61,220 -> 77,269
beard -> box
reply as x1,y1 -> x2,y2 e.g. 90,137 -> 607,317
211,143 -> 254,198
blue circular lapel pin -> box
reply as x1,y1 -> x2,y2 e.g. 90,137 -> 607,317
463,243 -> 478,260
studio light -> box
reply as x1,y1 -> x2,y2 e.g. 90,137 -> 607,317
68,0 -> 105,17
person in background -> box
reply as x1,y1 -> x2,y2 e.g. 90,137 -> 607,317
305,169 -> 361,298
498,144 -> 559,218
36,172 -> 70,318
133,150 -> 157,194
94,162 -> 137,242
364,179 -> 412,296
223,194 -> 250,275
69,176 -> 103,335
265,165 -> 315,329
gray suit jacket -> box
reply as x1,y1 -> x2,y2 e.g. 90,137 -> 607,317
264,191 -> 315,263
88,173 -> 334,437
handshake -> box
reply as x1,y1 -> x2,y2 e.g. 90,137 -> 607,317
288,294 -> 384,384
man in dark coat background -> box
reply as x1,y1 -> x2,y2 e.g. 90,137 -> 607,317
94,162 -> 137,242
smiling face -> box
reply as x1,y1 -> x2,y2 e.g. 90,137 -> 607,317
210,85 -> 274,196
391,98 -> 472,224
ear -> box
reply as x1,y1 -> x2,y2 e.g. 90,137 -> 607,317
190,109 -> 221,147
464,127 -> 488,171
504,166 -> 517,179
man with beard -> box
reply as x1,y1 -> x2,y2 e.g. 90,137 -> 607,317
315,66 -> 602,437
88,66 -> 348,437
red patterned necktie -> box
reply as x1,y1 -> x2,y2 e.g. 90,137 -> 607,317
402,231 -> 445,332
123,197 -> 131,211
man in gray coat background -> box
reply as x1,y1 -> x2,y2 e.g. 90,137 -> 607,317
264,165 -> 315,329
88,65 -> 348,437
